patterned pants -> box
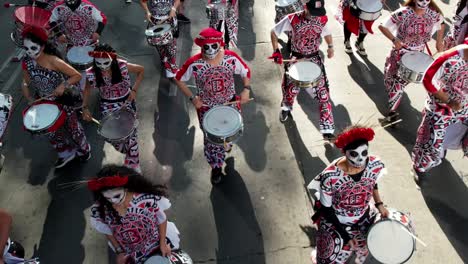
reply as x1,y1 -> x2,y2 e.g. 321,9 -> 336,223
383,48 -> 414,112
46,106 -> 90,159
155,38 -> 178,78
197,103 -> 240,169
316,210 -> 376,264
281,55 -> 335,134
101,101 -> 140,170
209,3 -> 238,48
411,108 -> 468,172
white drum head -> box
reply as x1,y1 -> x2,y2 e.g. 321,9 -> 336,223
367,220 -> 415,264
276,0 -> 298,7
67,46 -> 94,64
203,106 -> 242,137
401,51 -> 434,73
23,103 -> 60,131
144,255 -> 170,264
356,0 -> 382,12
288,61 -> 322,82
146,24 -> 172,37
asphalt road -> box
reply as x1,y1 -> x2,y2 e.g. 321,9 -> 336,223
0,0 -> 466,263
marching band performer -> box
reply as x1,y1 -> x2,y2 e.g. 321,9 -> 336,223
49,0 -> 107,47
311,125 -> 389,264
140,0 -> 180,78
270,0 -> 336,141
89,165 -> 181,264
207,0 -> 239,49
411,39 -> 468,186
174,28 -> 251,185
444,0 -> 467,50
82,44 -> 144,174
21,27 -> 91,168
378,0 -> 444,124
336,0 -> 376,56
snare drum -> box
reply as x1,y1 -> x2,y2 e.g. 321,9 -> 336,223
98,108 -> 138,142
356,0 -> 382,21
399,51 -> 434,83
367,208 -> 416,264
275,0 -> 303,22
67,46 -> 94,71
23,101 -> 66,135
287,61 -> 322,88
202,106 -> 243,145
206,1 -> 228,21
145,24 -> 173,46
12,7 -> 51,46
144,249 -> 193,264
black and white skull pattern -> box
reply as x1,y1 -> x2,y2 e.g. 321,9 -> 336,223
23,39 -> 42,59
203,43 -> 221,59
95,58 -> 112,70
346,144 -> 369,168
416,0 -> 430,9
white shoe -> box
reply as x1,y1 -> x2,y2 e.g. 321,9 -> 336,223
344,40 -> 352,54
355,41 -> 367,56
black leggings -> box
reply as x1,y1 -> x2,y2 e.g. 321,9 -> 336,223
343,22 -> 367,43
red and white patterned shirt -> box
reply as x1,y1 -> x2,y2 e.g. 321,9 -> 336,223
86,59 -> 132,100
175,50 -> 250,107
318,156 -> 386,225
273,11 -> 331,55
382,6 -> 443,51
50,0 -> 107,46
423,47 -> 468,114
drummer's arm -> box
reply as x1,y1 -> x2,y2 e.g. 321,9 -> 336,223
435,22 -> 445,52
82,81 -> 92,109
52,57 -> 82,86
127,63 -> 145,93
378,25 -> 395,42
372,186 -> 388,217
174,79 -> 193,98
140,0 -> 151,16
270,30 -> 280,51
21,71 -> 34,104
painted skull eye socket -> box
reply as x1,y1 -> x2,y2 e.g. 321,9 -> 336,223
349,151 -> 359,157
361,150 -> 368,156
203,43 -> 218,50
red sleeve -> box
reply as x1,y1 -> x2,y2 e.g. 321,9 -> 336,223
422,49 -> 459,93
175,53 -> 202,81
225,50 -> 251,79
21,61 -> 27,71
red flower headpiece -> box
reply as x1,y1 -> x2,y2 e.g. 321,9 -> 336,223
88,51 -> 117,59
22,25 -> 48,42
87,175 -> 129,191
334,127 -> 375,149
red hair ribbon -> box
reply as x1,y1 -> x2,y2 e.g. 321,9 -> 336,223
22,25 -> 48,42
334,127 -> 375,149
87,175 -> 129,191
88,51 -> 117,59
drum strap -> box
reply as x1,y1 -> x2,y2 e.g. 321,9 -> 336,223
101,93 -> 130,103
291,51 -> 320,59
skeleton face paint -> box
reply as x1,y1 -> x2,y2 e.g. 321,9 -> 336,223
416,0 -> 430,9
202,43 -> 221,59
102,188 -> 127,205
65,0 -> 81,10
23,39 -> 42,59
95,58 -> 112,70
345,144 -> 369,168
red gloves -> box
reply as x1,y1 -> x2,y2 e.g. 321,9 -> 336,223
268,49 -> 283,64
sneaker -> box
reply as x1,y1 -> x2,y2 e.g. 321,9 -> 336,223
355,41 -> 367,56
210,167 -> 224,185
176,14 -> 191,23
322,133 -> 336,142
54,154 -> 76,169
279,110 -> 290,123
411,168 -> 427,189
344,40 -> 352,54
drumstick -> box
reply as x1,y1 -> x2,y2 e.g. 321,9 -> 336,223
223,98 -> 254,105
400,226 -> 428,247
33,95 -> 53,103
79,111 -> 101,125
379,119 -> 403,129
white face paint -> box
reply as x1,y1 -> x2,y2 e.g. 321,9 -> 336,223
416,0 -> 430,9
95,58 -> 112,70
23,39 -> 42,59
345,144 -> 369,168
202,43 -> 221,59
102,188 -> 127,205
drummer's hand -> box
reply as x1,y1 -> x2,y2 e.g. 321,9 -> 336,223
116,253 -> 128,264
377,204 -> 389,218
347,239 -> 357,250
53,84 -> 65,97
393,39 -> 403,50
447,100 -> 462,111
146,12 -> 153,23
27,97 -> 35,105
58,35 -> 67,44
91,33 -> 100,43
268,49 -> 283,64
436,40 -> 444,53
82,108 -> 93,121
169,8 -> 177,18
327,47 -> 334,58
160,241 -> 172,257
240,89 -> 250,104
127,90 -> 137,102
192,96 -> 203,109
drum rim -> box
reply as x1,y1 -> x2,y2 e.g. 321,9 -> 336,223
366,218 -> 415,264
356,0 -> 383,13
23,102 -> 62,132
98,108 -> 137,141
275,0 -> 300,7
401,51 -> 434,73
287,61 -> 322,82
146,24 -> 172,37
202,106 -> 243,137
67,46 -> 94,65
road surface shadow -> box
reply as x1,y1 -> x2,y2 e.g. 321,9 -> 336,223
210,157 -> 265,264
238,0 -> 256,61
